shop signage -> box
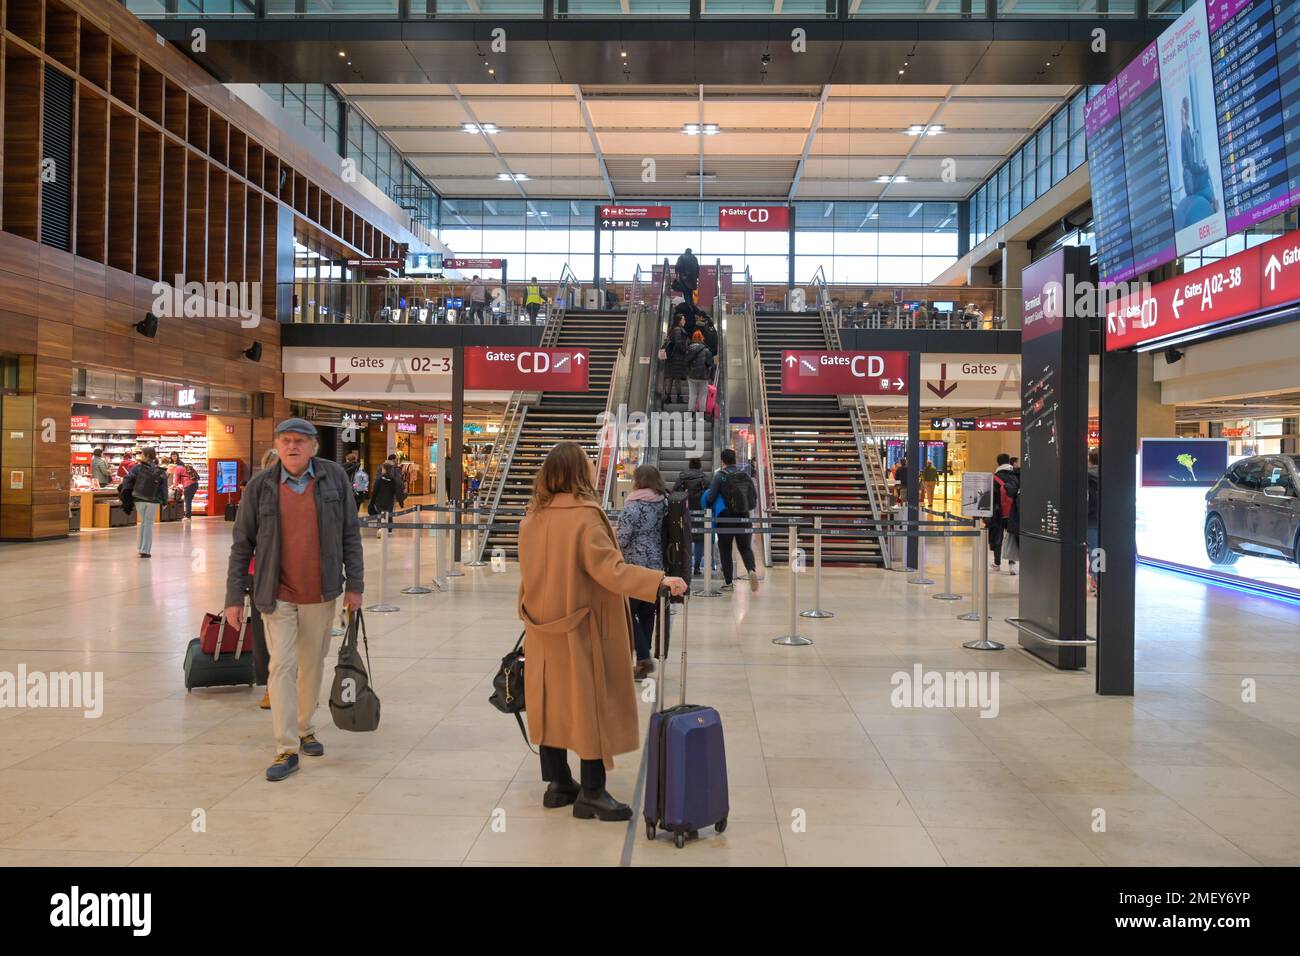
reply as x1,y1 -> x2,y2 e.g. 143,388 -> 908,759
753,287 -> 765,303
383,412 -> 451,424
780,351 -> 909,396
1105,230 -> 1300,350
443,258 -> 504,270
931,417 -> 1022,431
1220,425 -> 1252,438
718,206 -> 790,232
177,388 -> 197,407
597,205 -> 671,230
282,348 -> 454,401
463,347 -> 590,392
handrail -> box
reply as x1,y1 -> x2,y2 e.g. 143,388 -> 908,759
710,258 -> 727,474
597,266 -> 646,508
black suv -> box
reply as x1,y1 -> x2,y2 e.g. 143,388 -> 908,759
1204,456 -> 1300,566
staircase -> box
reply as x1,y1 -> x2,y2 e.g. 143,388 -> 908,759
481,310 -> 626,557
755,311 -> 884,566
655,396 -> 716,490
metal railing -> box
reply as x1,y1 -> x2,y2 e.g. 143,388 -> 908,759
597,266 -> 648,508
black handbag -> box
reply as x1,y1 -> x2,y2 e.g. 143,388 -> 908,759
488,632 -> 536,753
329,610 -> 381,732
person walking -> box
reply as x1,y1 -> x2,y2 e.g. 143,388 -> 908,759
116,450 -> 136,481
990,453 -> 1019,572
673,456 -> 710,575
517,441 -> 687,821
91,447 -> 112,488
224,418 -> 364,782
251,448 -> 278,711
119,447 -> 169,558
467,275 -> 487,324
702,448 -> 759,593
663,313 -> 690,405
524,278 -> 546,325
615,464 -> 670,682
893,456 -> 909,506
685,330 -> 714,415
921,459 -> 939,509
171,456 -> 201,521
368,460 -> 405,535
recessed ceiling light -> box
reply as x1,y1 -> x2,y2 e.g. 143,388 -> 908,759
338,51 -> 346,57
488,68 -> 495,75
682,123 -> 720,136
462,122 -> 499,135
876,175 -> 907,183
620,50 -> 627,58
496,172 -> 529,181
898,69 -> 905,75
904,124 -> 944,136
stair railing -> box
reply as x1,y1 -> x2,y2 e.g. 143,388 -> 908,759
597,266 -> 648,508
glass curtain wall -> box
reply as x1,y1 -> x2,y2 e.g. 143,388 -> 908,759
438,198 -> 959,284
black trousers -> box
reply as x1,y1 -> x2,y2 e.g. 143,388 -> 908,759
630,597 -> 658,663
526,302 -> 541,323
540,745 -> 606,791
717,513 -> 756,583
988,517 -> 1006,564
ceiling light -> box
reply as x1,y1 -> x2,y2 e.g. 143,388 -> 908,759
876,175 -> 907,183
620,50 -> 627,58
462,122 -> 499,134
338,51 -> 346,58
898,69 -> 905,75
904,124 -> 944,136
682,123 -> 720,136
496,172 -> 529,181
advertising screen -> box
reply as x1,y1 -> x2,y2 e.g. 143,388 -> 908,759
1140,438 -> 1230,487
216,460 -> 239,494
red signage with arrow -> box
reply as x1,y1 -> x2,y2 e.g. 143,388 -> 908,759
464,347 -> 590,392
319,358 -> 351,392
780,350 -> 909,396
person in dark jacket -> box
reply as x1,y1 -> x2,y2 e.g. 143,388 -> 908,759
120,447 -> 169,558
673,457 -> 710,575
615,464 -> 669,681
701,448 -> 759,593
695,312 -> 718,353
674,248 -> 699,302
368,461 -> 406,522
224,418 -> 364,782
663,314 -> 690,405
1086,449 -> 1100,595
685,330 -> 714,415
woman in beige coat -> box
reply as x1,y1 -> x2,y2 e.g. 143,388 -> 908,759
518,441 -> 688,821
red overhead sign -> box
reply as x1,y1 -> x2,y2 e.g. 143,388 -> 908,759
443,258 -> 504,270
464,347 -> 590,392
718,206 -> 791,232
1105,230 -> 1300,350
780,350 -> 909,396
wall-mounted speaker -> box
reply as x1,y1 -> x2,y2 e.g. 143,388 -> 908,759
243,341 -> 263,363
135,313 -> 159,338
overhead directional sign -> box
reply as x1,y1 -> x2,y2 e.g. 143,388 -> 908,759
1105,230 -> 1300,350
718,206 -> 791,232
931,417 -> 1022,431
463,347 -> 590,392
597,205 -> 671,230
283,348 -> 454,401
780,350 -> 909,396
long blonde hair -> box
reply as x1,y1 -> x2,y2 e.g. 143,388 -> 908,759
527,441 -> 597,513
260,449 -> 279,471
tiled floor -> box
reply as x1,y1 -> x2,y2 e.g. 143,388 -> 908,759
0,518 -> 1297,866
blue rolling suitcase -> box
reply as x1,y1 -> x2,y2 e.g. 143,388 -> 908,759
643,589 -> 729,849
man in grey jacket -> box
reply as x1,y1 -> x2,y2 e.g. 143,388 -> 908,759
225,418 -> 364,782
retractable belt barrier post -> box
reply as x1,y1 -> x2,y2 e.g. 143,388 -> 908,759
401,504 -> 434,595
366,511 -> 401,613
445,501 -> 465,577
908,521 -> 934,586
934,511 -> 963,601
432,507 -> 449,590
693,511 -> 720,598
963,523 -> 1003,651
774,521 -> 812,647
800,514 -> 833,619
463,501 -> 486,567
958,518 -> 986,622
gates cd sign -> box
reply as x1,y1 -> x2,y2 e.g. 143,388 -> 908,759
718,206 -> 791,232
463,347 -> 590,392
780,350 -> 908,395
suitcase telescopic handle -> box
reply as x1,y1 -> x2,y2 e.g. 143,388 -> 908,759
655,584 -> 688,710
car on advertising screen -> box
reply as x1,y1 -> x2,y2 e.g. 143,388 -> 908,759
1204,456 -> 1300,567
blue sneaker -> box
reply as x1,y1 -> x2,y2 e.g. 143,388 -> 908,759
266,752 -> 299,782
299,734 -> 325,757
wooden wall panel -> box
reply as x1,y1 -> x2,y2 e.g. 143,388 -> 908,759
161,138 -> 185,280
135,125 -> 162,281
74,84 -> 107,262
184,152 -> 206,285
3,46 -> 41,241
206,162 -> 226,282
227,179 -> 245,285
107,107 -> 136,273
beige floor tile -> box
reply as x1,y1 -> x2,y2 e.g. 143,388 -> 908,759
886,758 -> 1030,794
466,816 -> 625,865
354,777 -> 508,816
0,848 -> 141,866
1219,831 -> 1300,866
1175,796 -> 1300,839
780,824 -> 946,866
1130,765 -> 1295,801
214,774 -> 382,814
770,787 -> 922,828
2,805 -> 190,853
0,769 -> 124,808
151,809 -> 346,858
12,741 -> 179,773
1082,830 -> 1261,866
386,749 -> 528,781
633,822 -> 787,866
763,756 -> 900,791
927,827 -> 1102,866
308,813 -> 485,862
130,853 -> 303,867
905,791 -> 1065,831
869,734 -> 1000,763
1036,792 -> 1216,837
74,773 -> 251,811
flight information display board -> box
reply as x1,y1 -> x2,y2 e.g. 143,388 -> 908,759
1087,0 -> 1300,284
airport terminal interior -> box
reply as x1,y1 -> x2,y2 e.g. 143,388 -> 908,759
0,0 -> 1298,876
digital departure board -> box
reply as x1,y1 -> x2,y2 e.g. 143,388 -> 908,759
1086,80 -> 1137,283
1088,0 -> 1300,285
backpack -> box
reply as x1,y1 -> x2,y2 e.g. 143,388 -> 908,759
677,471 -> 708,511
993,472 -> 1018,520
688,343 -> 712,376
720,469 -> 756,515
661,492 -> 693,582
353,468 -> 369,494
130,462 -> 166,503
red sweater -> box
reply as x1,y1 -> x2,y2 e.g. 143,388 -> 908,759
277,478 -> 324,604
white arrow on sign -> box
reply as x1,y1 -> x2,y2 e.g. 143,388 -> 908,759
1172,287 -> 1184,319
574,352 -> 585,364
1266,254 -> 1281,291
893,378 -> 904,391
785,354 -> 797,367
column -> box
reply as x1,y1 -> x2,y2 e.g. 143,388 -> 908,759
1000,240 -> 1030,329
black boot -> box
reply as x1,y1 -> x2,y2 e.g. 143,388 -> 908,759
573,788 -> 632,821
542,779 -> 581,809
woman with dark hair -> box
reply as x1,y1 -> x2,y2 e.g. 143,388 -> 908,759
616,464 -> 669,681
517,442 -> 686,822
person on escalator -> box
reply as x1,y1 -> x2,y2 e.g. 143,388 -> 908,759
685,330 -> 715,416
674,247 -> 700,306
695,312 -> 718,354
664,313 -> 690,406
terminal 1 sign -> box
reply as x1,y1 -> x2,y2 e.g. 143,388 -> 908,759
1105,230 -> 1300,350
780,350 -> 909,395
463,347 -> 589,392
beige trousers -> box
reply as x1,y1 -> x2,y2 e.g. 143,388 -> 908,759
263,598 -> 338,755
